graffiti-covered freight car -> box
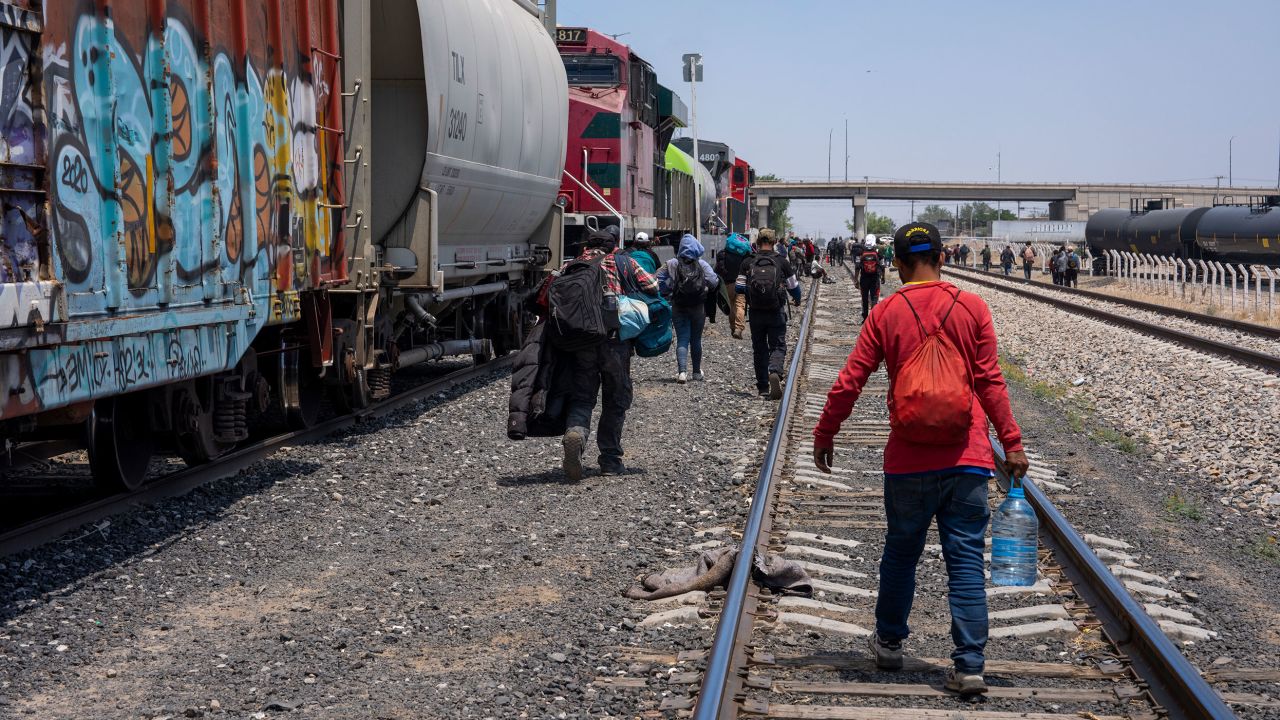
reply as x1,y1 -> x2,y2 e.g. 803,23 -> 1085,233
0,0 -> 567,490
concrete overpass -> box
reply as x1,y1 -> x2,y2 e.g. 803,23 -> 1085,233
752,180 -> 1279,236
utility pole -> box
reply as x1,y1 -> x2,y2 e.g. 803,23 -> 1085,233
996,150 -> 1002,228
1214,175 -> 1224,204
844,118 -> 849,183
1229,136 -> 1235,188
683,53 -> 703,237
827,129 -> 832,183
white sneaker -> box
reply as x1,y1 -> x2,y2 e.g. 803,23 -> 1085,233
944,667 -> 988,696
677,372 -> 687,384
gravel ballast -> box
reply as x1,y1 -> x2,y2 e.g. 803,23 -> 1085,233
950,276 -> 1280,713
948,274 -> 1280,524
947,266 -> 1280,357
0,309 -> 782,719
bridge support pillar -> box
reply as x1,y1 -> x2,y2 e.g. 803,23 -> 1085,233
755,195 -> 771,232
1048,200 -> 1067,221
852,195 -> 867,239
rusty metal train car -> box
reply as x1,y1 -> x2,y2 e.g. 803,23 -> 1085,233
0,0 -> 568,489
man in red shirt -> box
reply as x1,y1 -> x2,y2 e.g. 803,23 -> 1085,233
811,222 -> 1029,697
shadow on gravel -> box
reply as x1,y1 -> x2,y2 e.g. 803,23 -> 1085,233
495,466 -> 650,487
0,457 -> 322,628
496,469 -> 573,487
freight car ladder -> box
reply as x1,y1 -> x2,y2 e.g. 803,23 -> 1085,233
0,0 -> 55,334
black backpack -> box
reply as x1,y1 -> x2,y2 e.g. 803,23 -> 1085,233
860,251 -> 879,275
716,249 -> 747,283
747,254 -> 783,310
672,258 -> 706,307
548,257 -> 612,350
1067,254 -> 1080,270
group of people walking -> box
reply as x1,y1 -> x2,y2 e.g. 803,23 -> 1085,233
509,220 -> 1033,700
507,227 -> 803,482
1049,246 -> 1082,287
990,242 -> 1082,285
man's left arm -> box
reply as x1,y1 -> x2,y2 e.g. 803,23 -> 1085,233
782,259 -> 803,304
969,301 -> 1028,473
629,256 -> 660,294
812,320 -> 884,471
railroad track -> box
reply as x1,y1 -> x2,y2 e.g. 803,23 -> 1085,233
0,357 -> 513,558
641,275 -> 1277,719
943,265 -> 1280,374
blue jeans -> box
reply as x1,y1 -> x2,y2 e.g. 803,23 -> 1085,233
875,472 -> 990,673
671,305 -> 705,374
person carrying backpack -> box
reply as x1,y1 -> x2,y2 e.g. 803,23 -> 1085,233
623,231 -> 660,275
1053,247 -> 1069,286
1064,247 -> 1081,288
735,229 -> 802,399
878,240 -> 893,283
980,244 -> 992,272
1021,243 -> 1036,282
540,232 -> 658,481
811,221 -> 1029,698
855,237 -> 883,322
715,232 -> 752,338
788,240 -> 806,272
657,234 -> 719,383
999,245 -> 1014,276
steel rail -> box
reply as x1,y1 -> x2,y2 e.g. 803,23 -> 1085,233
0,357 -> 513,558
946,267 -> 1280,373
691,279 -> 820,720
987,440 -> 1236,719
948,264 -> 1280,340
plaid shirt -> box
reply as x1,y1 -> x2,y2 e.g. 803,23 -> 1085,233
538,248 -> 658,307
563,248 -> 657,295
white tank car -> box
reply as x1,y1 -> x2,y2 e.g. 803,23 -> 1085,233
371,0 -> 568,284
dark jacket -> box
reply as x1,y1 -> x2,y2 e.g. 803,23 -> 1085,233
507,323 -> 573,439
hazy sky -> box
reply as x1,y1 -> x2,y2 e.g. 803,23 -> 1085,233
556,0 -> 1280,236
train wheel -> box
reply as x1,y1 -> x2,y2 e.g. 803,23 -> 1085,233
471,308 -> 493,365
174,378 -> 237,467
492,305 -> 527,357
281,345 -> 323,430
328,320 -> 371,414
87,392 -> 155,492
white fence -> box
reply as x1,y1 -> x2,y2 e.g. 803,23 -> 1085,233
1097,250 -> 1276,320
939,237 -> 1277,320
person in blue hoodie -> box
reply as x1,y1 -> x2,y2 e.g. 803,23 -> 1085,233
656,234 -> 720,383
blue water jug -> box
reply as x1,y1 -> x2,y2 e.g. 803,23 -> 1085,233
990,477 -> 1039,586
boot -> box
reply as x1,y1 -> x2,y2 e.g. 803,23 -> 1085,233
562,427 -> 587,482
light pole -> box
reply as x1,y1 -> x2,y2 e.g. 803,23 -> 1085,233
995,151 -> 1002,232
844,117 -> 849,183
1229,136 -> 1235,188
827,129 -> 832,183
683,53 -> 703,237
